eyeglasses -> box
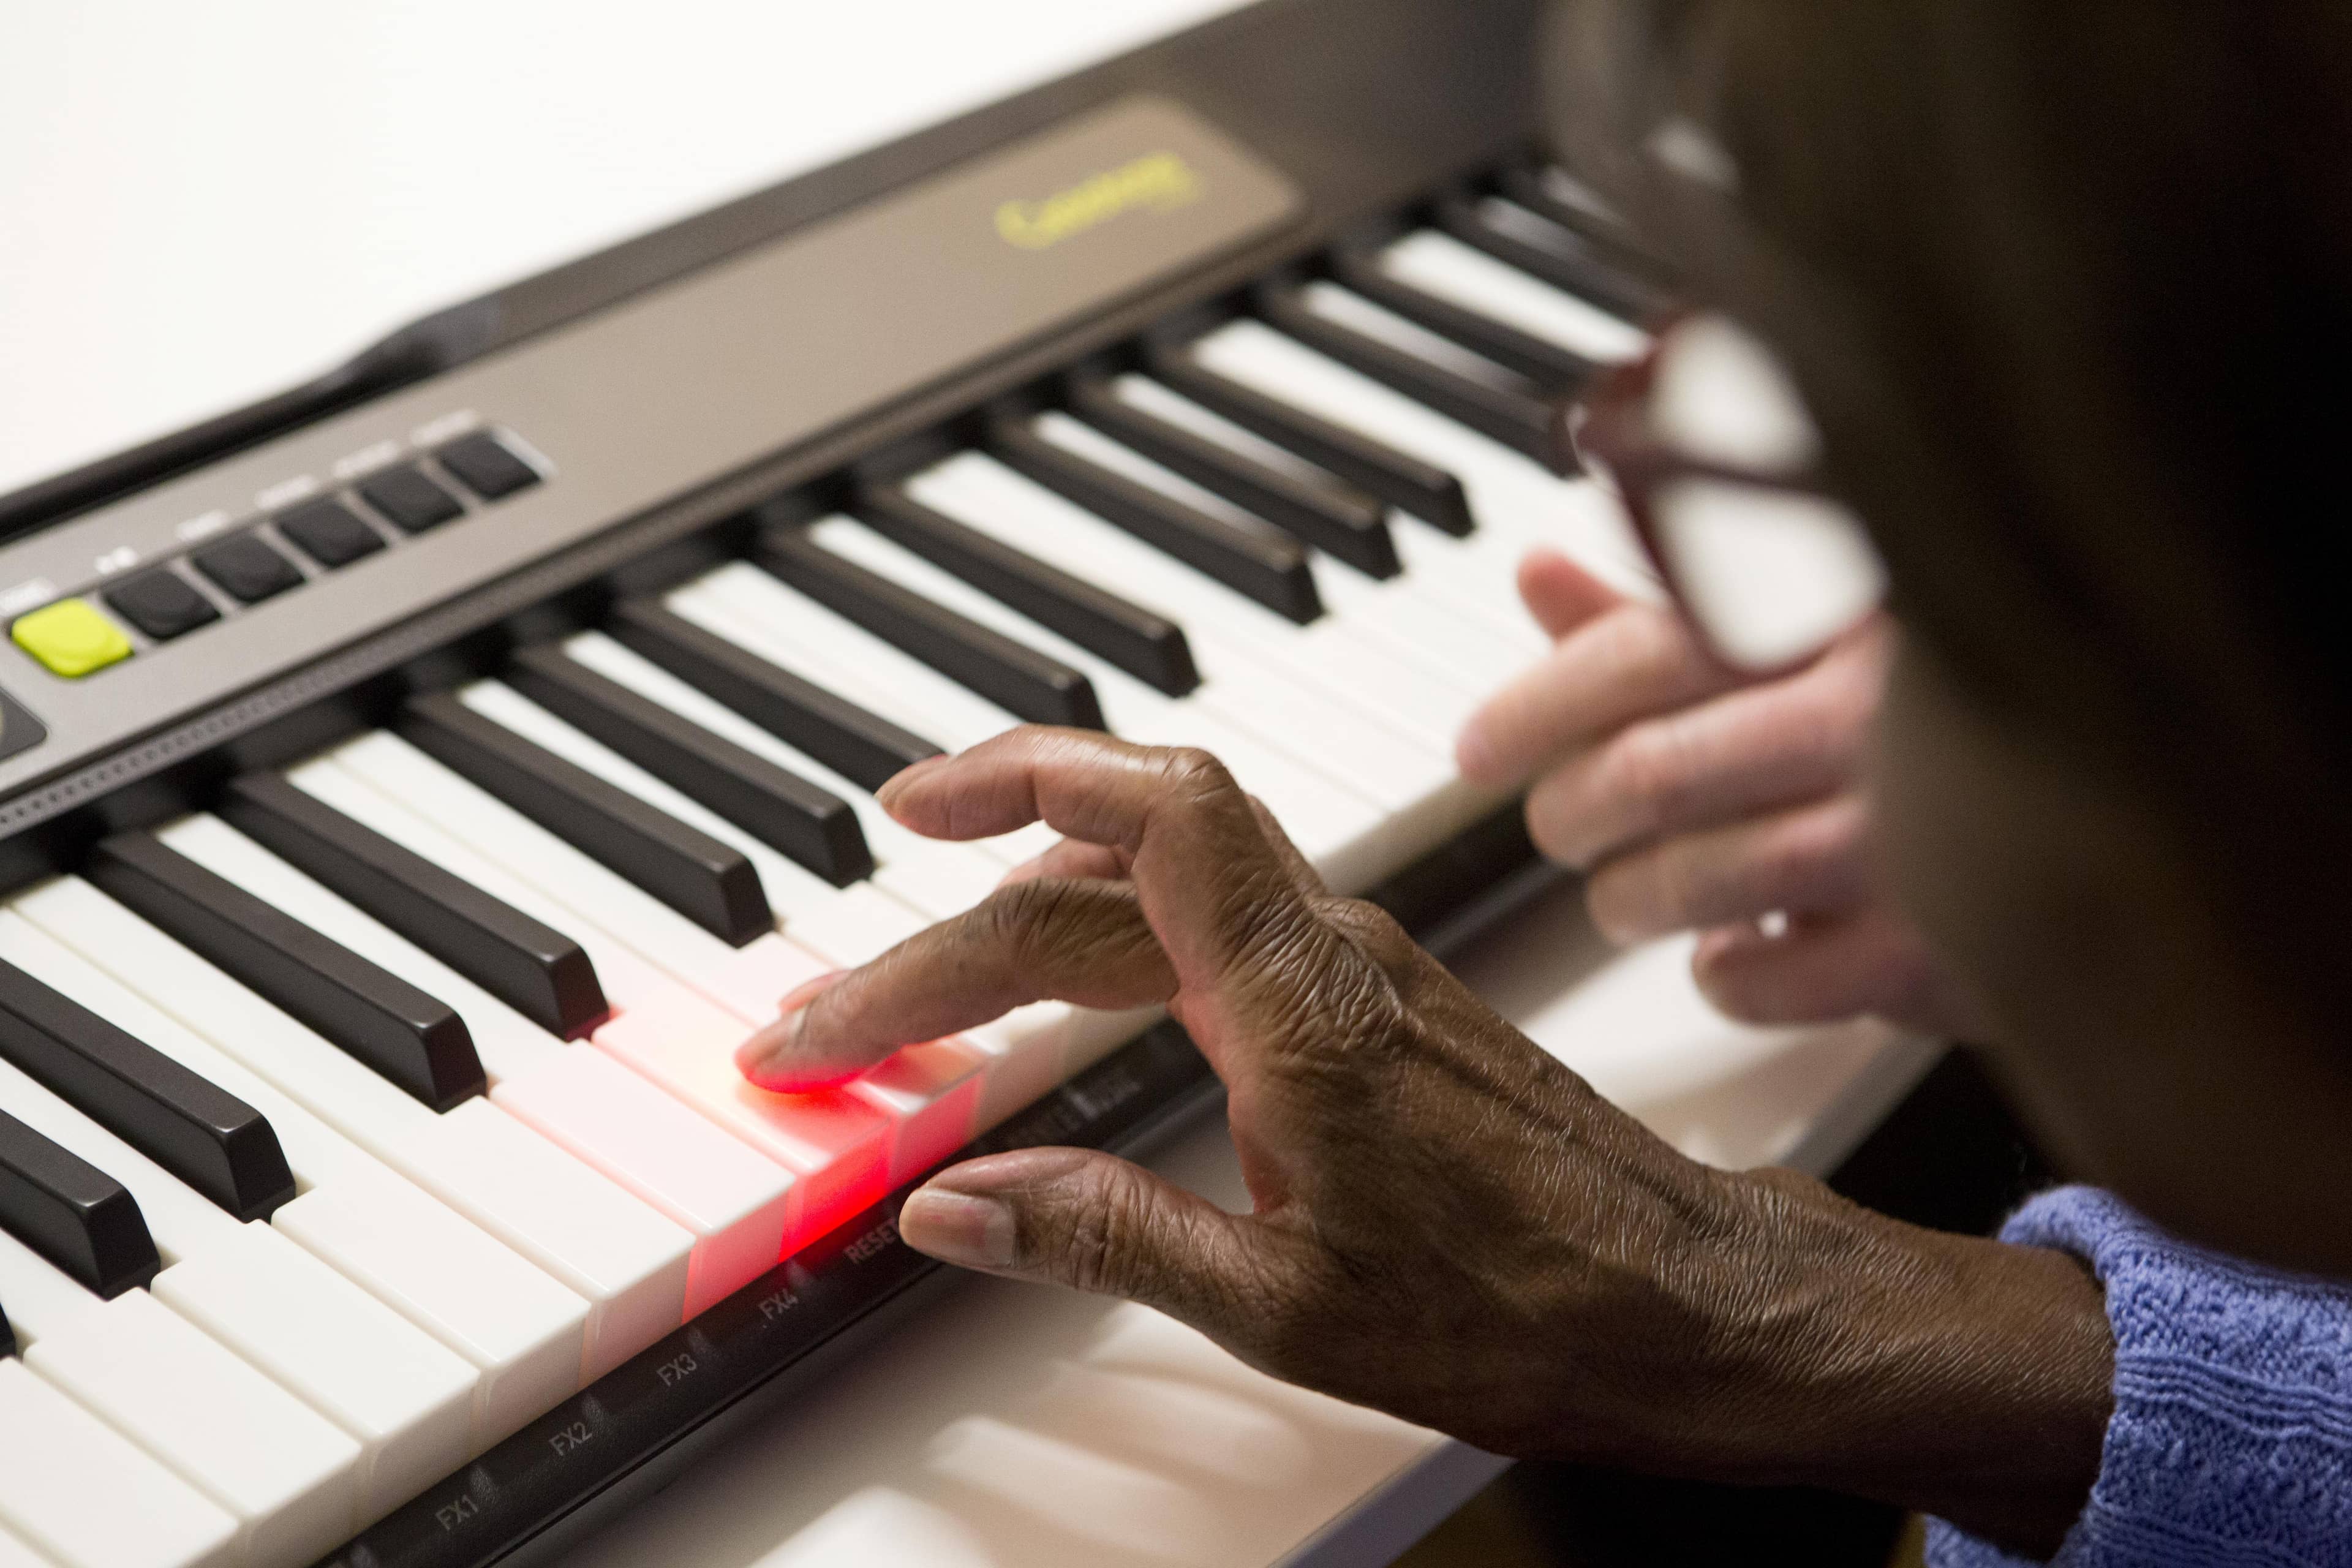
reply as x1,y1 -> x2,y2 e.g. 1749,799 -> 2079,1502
1571,313 -> 1888,674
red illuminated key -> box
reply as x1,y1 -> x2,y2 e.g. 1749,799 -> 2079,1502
848,1039 -> 987,1187
595,992 -> 892,1253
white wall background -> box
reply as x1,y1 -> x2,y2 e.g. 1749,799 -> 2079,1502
0,1 -> 1254,499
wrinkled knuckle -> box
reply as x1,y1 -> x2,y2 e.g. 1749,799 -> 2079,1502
986,876 -> 1063,944
1318,897 -> 1417,971
1155,746 -> 1236,805
1055,1165 -> 1152,1297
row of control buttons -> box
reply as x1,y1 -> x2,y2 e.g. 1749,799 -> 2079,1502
10,432 -> 541,682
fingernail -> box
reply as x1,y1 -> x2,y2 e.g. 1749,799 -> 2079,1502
777,971 -> 846,1017
899,1186 -> 1017,1270
875,754 -> 949,813
733,972 -> 845,1084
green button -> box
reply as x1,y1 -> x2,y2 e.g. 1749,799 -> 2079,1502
12,598 -> 134,678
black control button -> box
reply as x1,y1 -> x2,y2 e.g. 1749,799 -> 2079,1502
278,499 -> 386,568
102,569 -> 221,641
435,433 -> 541,500
359,466 -> 464,533
0,686 -> 49,766
192,534 -> 303,605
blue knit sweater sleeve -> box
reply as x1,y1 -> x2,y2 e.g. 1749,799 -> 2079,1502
1926,1186 -> 2352,1567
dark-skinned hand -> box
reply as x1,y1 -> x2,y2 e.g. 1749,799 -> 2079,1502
737,728 -> 2113,1556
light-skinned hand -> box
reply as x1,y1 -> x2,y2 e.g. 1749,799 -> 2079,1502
1457,549 -> 1988,1037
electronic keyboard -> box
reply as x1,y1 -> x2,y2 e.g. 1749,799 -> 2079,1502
0,0 -> 1685,1562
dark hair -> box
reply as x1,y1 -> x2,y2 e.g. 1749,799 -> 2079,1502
1543,2 -> 2352,1026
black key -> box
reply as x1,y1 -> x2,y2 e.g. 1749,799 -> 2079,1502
102,570 -> 220,642
506,646 -> 874,888
359,466 -> 464,535
606,600 -> 943,795
0,1106 -> 159,1298
0,959 -> 295,1223
985,415 -> 1325,626
749,525 -> 1109,728
842,488 -> 1200,699
1495,167 -> 1680,288
1433,194 -> 1669,328
435,433 -> 541,500
1064,372 -> 1401,579
399,692 -> 774,947
1330,244 -> 1600,391
1255,282 -> 1579,476
1144,339 -> 1477,537
192,533 -> 304,605
277,499 -> 387,568
219,773 -> 609,1040
0,1296 -> 10,1357
86,831 -> 487,1113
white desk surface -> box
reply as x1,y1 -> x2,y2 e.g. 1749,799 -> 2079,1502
2,7 -> 1918,1561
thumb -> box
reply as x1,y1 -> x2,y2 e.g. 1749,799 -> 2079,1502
899,1146 -> 1290,1325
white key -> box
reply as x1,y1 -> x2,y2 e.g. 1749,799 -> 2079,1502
846,1038 -> 987,1188
48,827 -> 790,1344
0,1526 -> 47,1568
813,498 -> 1396,883
0,1229 -> 360,1568
1300,277 -> 1543,394
12,877 -> 591,1444
959,1001 -> 1080,1134
407,1100 -> 688,1379
0,1359 -> 239,1568
454,680 -> 929,968
666,572 -> 1062,865
1031,410 -> 1536,691
153,815 -> 568,1085
287,760 -> 707,1019
1104,372 -> 1558,653
6,872 -> 684,1384
909,452 -> 1488,747
673,567 -> 1018,753
807,514 -> 1489,889
1381,227 -> 1654,366
490,1046 -> 799,1320
277,762 -> 870,1295
0,987 -> 468,1498
285,763 -> 1046,1211
0,904 -> 480,1507
132,823 -> 801,1327
1191,318 -> 1655,590
270,1164 -> 583,1450
153,1225 -> 467,1526
562,631 -> 1009,918
1112,369 -> 1574,650
323,728 -> 814,1026
0,1049 -> 461,1528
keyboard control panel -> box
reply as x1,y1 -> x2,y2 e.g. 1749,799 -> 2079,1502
0,97 -> 1303,800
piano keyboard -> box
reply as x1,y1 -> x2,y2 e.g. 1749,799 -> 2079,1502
0,2 -> 1672,1561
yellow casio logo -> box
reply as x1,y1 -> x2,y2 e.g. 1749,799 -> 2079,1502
995,152 -> 1204,251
